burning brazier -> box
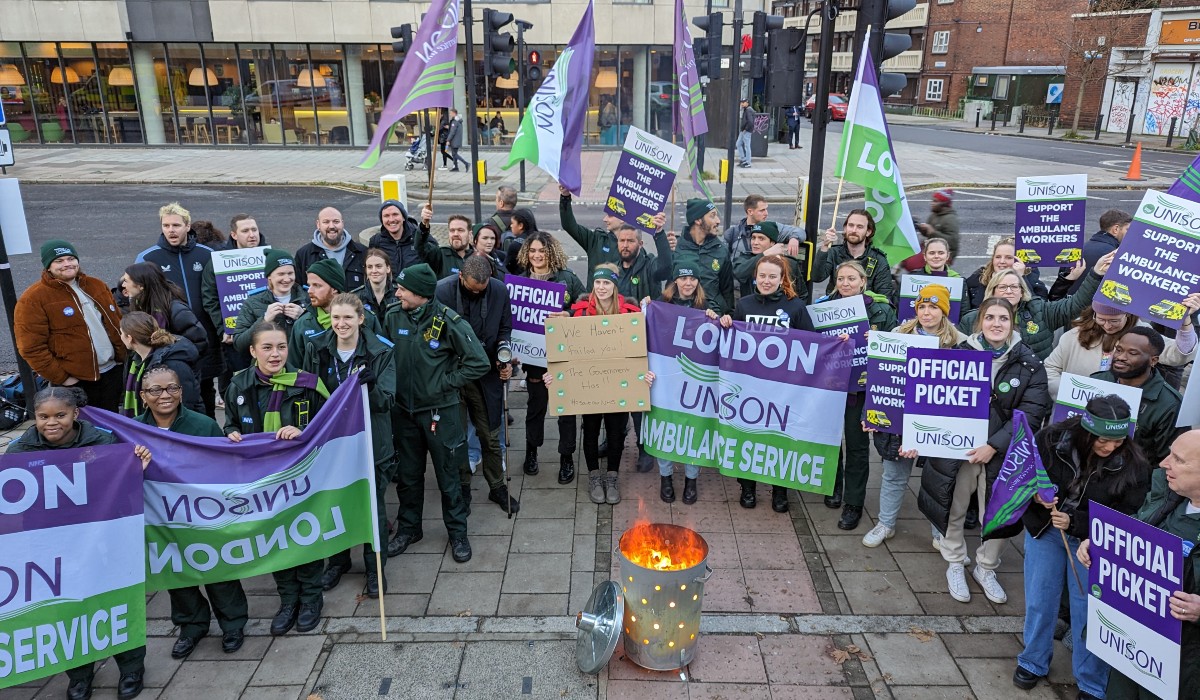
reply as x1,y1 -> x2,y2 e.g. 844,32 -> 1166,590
576,522 -> 712,673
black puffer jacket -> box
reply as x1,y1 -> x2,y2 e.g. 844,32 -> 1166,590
957,270 -> 1101,360
1021,425 -> 1151,540
918,333 -> 1051,536
136,233 -> 221,378
159,299 -> 209,357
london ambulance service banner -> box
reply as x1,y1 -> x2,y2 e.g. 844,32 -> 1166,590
1014,174 -> 1088,265
806,295 -> 868,391
642,302 -> 853,495
1093,189 -> 1200,331
1087,503 -> 1183,700
505,275 -> 567,368
896,274 -> 965,323
84,381 -> 378,591
1052,373 -> 1141,435
603,126 -> 685,231
212,245 -> 269,334
863,331 -> 938,435
0,445 -> 146,689
903,347 -> 991,459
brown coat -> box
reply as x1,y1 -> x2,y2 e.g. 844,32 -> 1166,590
14,270 -> 126,384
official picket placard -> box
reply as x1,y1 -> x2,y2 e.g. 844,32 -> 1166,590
604,126 -> 685,231
903,347 -> 991,458
544,313 -> 650,415
83,381 -> 378,591
212,245 -> 270,334
505,275 -> 566,368
1052,373 -> 1142,434
863,331 -> 939,435
1094,190 -> 1200,330
1015,174 -> 1088,265
0,446 -> 146,690
807,295 -> 868,390
642,302 -> 853,494
1087,503 -> 1183,700
896,274 -> 966,323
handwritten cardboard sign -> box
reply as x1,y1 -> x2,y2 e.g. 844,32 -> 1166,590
545,313 -> 650,415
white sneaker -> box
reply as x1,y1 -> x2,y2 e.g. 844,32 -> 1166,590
973,566 -> 1007,604
947,563 -> 971,603
519,379 -> 527,390
861,523 -> 895,548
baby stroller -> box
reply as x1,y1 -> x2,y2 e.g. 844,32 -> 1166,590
404,133 -> 429,171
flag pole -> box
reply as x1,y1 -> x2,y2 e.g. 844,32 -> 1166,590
831,27 -> 871,229
427,109 -> 440,207
358,385 -> 388,641
1055,507 -> 1085,593
374,550 -> 387,640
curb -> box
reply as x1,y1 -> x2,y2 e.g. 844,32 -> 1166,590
946,126 -> 1191,155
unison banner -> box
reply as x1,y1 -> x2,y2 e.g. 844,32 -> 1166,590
1087,503 -> 1183,700
903,347 -> 991,459
807,295 -> 868,390
641,302 -> 853,495
603,126 -> 685,231
0,445 -> 146,689
1052,373 -> 1141,435
84,382 -> 378,591
863,331 -> 938,435
1014,174 -> 1087,265
505,275 -> 567,368
896,274 -> 965,323
212,245 -> 269,334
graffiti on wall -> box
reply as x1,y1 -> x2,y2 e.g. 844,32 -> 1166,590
1108,81 -> 1136,134
1144,65 -> 1191,135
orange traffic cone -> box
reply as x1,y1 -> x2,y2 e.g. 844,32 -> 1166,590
1121,142 -> 1145,181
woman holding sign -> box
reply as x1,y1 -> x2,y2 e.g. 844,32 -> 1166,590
516,232 -> 586,485
232,249 -> 307,355
919,297 -> 1050,606
1013,395 -> 1150,697
963,237 -> 1052,308
7,387 -> 152,700
224,320 -> 330,637
862,284 -> 966,548
815,261 -> 897,530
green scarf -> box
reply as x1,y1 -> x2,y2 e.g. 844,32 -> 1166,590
316,306 -> 332,329
255,368 -> 331,432
120,356 -> 147,418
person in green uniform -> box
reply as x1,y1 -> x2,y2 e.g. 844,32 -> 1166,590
732,221 -> 808,304
223,320 -> 330,636
290,257 -> 383,367
678,198 -> 735,313
231,249 -> 307,355
304,293 -> 397,598
135,365 -> 249,659
383,263 -> 490,564
7,386 -> 151,700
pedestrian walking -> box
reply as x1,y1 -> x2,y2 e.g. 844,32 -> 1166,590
446,109 -> 470,172
737,98 -> 754,167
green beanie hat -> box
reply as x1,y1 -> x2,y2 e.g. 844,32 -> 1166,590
263,249 -> 295,278
306,257 -> 346,292
41,240 -> 79,270
672,256 -> 702,280
749,221 -> 780,243
686,198 -> 716,228
396,263 -> 438,298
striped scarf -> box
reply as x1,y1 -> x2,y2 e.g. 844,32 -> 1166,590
254,368 -> 330,432
120,356 -> 146,418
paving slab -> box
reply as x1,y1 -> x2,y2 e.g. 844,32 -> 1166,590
743,569 -> 821,614
503,553 -> 573,593
314,642 -> 464,700
157,660 -> 259,700
427,571 -> 504,616
759,635 -> 846,687
438,534 -> 511,572
251,636 -> 327,687
455,640 -> 598,700
511,518 -> 576,553
687,635 -> 768,685
820,534 -> 902,572
836,572 -> 923,616
940,633 -> 1024,660
604,678 -> 689,698
768,687 -> 857,699
956,658 -> 1059,700
862,633 -> 965,686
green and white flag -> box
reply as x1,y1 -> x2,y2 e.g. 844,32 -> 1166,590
834,44 -> 920,264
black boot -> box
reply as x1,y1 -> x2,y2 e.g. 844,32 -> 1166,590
558,454 -> 576,484
771,486 -> 789,513
523,443 -> 539,475
824,477 -> 844,509
739,481 -> 756,509
682,478 -> 698,505
838,504 -> 863,530
660,475 -> 675,503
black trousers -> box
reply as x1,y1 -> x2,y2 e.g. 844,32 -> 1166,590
169,580 -> 249,638
66,646 -> 145,684
583,412 -> 628,472
329,455 -> 393,573
525,366 -> 577,455
273,560 -> 324,605
75,365 -> 123,413
219,342 -> 250,395
789,126 -> 801,147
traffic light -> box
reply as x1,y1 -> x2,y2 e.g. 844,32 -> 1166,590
855,0 -> 917,97
526,50 -> 543,82
692,13 -> 723,80
483,9 -> 516,78
749,11 -> 785,80
391,24 -> 413,64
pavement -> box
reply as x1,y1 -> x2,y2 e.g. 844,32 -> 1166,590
3,385 -> 1085,700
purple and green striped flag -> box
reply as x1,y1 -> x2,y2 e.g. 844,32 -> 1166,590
357,0 -> 461,169
673,0 -> 711,198
982,409 -> 1057,537
1168,153 -> 1200,202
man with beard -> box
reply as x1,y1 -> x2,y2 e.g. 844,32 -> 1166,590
678,198 -> 734,314
137,202 -> 221,416
613,220 -> 671,302
290,258 -> 382,366
1091,326 -> 1184,464
201,214 -> 267,388
368,199 -> 431,273
814,208 -> 894,298
435,255 -> 519,513
294,206 -> 367,292
418,210 -> 477,279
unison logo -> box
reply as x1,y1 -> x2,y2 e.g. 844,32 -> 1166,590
912,422 -> 976,449
1095,609 -> 1167,682
1143,195 -> 1200,231
1026,180 -> 1076,196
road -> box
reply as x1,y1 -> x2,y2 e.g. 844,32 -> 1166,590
0,183 -> 1146,373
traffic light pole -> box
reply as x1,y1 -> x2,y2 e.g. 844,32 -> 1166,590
723,0 -> 743,226
464,0 -> 483,222
516,23 -> 528,193
804,0 -> 838,302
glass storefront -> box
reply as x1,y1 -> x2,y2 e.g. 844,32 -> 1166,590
1,40 -> 678,148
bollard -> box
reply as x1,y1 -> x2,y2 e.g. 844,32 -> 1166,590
1094,114 -> 1104,140
991,112 -> 997,130
1168,117 -> 1179,147
1019,112 -> 1026,133
1048,115 -> 1056,135
1125,113 -> 1136,145
975,110 -> 981,129
1003,111 -> 1010,127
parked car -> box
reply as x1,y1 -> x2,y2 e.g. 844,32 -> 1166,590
805,93 -> 848,120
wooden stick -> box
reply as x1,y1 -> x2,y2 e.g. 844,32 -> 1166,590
1060,527 -> 1085,594
830,176 -> 847,231
374,549 -> 387,640
670,185 -> 677,233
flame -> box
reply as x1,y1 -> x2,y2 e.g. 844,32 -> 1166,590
620,522 -> 707,571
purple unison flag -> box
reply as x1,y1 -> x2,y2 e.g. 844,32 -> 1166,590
673,0 -> 711,198
982,410 -> 1057,537
357,0 -> 460,169
1167,153 -> 1200,202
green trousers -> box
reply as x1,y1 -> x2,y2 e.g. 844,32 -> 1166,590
65,646 -> 146,684
273,560 -> 324,605
393,405 -> 469,538
169,580 -> 249,638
